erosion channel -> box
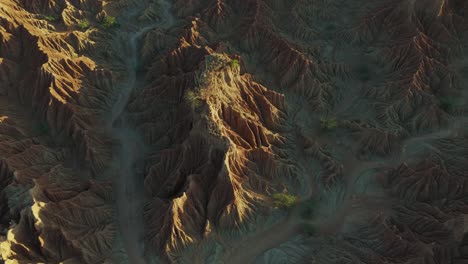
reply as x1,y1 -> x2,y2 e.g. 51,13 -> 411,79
106,1 -> 174,263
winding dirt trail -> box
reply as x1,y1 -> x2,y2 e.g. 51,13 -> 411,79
106,1 -> 175,263
220,213 -> 300,264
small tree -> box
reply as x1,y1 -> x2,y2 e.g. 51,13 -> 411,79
320,117 -> 338,131
102,16 -> 117,29
355,64 -> 371,82
230,59 -> 240,68
272,193 -> 298,208
299,199 -> 317,219
78,19 -> 90,30
301,222 -> 316,236
35,122 -> 49,135
440,96 -> 463,112
185,90 -> 202,108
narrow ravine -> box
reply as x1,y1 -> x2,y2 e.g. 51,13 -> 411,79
106,1 -> 175,263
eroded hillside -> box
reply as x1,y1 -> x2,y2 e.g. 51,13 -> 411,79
1,0 -> 468,263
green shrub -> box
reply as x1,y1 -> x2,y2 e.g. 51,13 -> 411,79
102,16 -> 117,29
356,64 -> 371,82
301,222 -> 316,236
324,23 -> 336,32
185,90 -> 202,108
230,59 -> 240,68
299,199 -> 318,219
440,96 -> 463,112
320,117 -> 338,130
272,193 -> 298,208
78,19 -> 90,30
44,14 -> 60,22
35,122 -> 49,135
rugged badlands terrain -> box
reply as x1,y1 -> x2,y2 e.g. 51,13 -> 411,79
1,0 -> 468,263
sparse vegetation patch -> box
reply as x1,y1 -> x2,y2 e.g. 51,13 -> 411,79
102,15 -> 117,29
78,19 -> 90,30
185,90 -> 203,109
230,59 -> 240,68
299,199 -> 318,219
320,117 -> 338,130
440,96 -> 464,112
44,14 -> 60,22
35,122 -> 49,135
356,64 -> 371,82
272,193 -> 298,208
301,222 -> 316,236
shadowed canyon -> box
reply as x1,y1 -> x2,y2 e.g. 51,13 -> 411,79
1,0 -> 468,263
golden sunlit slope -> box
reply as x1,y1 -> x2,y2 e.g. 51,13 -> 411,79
0,0 -> 118,262
0,0 -> 114,175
